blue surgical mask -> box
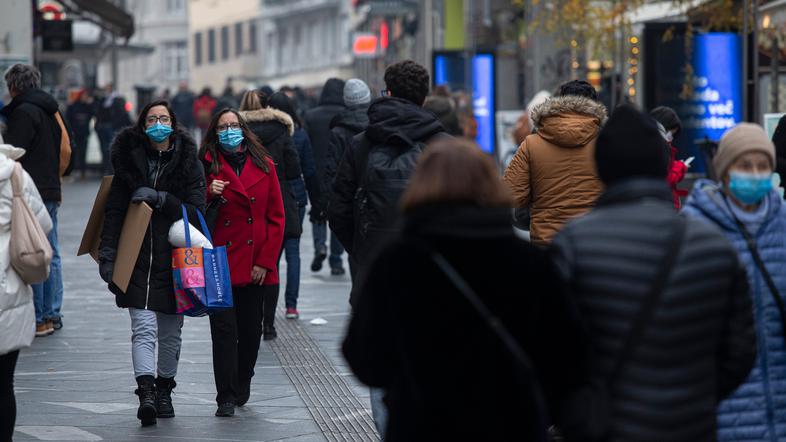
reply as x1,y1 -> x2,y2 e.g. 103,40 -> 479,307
145,123 -> 173,143
218,128 -> 244,151
729,171 -> 774,205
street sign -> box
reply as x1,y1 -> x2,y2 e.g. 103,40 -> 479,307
353,33 -> 379,58
42,19 -> 73,52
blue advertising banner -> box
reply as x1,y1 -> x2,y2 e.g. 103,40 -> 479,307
433,51 -> 496,154
682,33 -> 743,152
645,27 -> 742,173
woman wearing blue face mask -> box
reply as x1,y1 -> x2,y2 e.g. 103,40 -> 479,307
198,109 -> 285,417
683,123 -> 786,442
98,100 -> 206,426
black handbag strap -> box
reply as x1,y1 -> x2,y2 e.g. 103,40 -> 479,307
724,199 -> 786,341
608,217 -> 686,383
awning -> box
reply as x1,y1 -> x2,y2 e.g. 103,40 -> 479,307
58,0 -> 134,40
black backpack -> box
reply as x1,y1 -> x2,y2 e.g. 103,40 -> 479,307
351,133 -> 427,257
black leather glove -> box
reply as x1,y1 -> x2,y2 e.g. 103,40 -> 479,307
131,187 -> 167,210
99,261 -> 114,283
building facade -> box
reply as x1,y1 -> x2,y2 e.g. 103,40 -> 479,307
258,0 -> 354,89
188,0 -> 263,93
96,0 -> 190,104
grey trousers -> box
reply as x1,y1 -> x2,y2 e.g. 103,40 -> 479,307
129,308 -> 184,379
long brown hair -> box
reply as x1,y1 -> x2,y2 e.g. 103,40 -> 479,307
199,108 -> 271,175
400,139 -> 512,213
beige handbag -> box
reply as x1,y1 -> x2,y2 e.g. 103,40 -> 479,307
9,163 -> 52,284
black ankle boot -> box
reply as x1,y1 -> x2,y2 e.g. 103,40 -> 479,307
155,377 -> 176,418
135,375 -> 157,426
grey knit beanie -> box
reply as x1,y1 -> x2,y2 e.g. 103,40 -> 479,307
713,123 -> 775,178
343,79 -> 371,107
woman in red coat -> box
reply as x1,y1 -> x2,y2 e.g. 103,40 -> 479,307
199,109 -> 285,418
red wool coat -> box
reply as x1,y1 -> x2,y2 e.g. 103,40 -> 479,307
204,151 -> 285,286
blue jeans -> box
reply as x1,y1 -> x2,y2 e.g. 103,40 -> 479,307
284,206 -> 306,309
33,202 -> 63,323
370,387 -> 388,439
312,222 -> 344,269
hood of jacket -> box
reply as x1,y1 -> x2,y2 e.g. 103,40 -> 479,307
0,144 -> 25,181
241,107 -> 294,147
240,107 -> 294,136
330,105 -> 370,132
319,78 -> 346,106
0,88 -> 59,118
684,178 -> 784,233
110,126 -> 198,190
366,97 -> 446,147
531,95 -> 607,148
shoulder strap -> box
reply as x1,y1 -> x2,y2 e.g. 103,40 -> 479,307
725,199 -> 786,342
352,132 -> 372,187
10,163 -> 23,198
608,217 -> 686,383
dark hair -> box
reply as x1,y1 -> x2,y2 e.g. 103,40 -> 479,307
423,96 -> 461,136
650,106 -> 682,137
136,100 -> 178,140
268,92 -> 303,128
199,108 -> 271,175
200,87 -> 212,97
4,64 -> 41,95
557,80 -> 598,101
400,138 -> 512,212
384,60 -> 430,106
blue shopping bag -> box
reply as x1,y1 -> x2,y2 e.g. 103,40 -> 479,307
172,205 -> 233,316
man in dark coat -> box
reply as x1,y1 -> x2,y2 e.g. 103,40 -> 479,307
305,78 -> 346,275
1,63 -> 66,333
550,105 -> 756,441
170,81 -> 195,131
66,89 -> 96,178
95,83 -> 132,175
324,79 -> 371,195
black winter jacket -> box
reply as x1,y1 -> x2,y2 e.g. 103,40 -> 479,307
324,104 -> 369,195
99,128 -> 206,314
241,107 -> 302,239
1,89 -> 62,201
550,179 -> 756,442
343,205 -> 586,441
329,97 -> 445,305
304,78 -> 345,183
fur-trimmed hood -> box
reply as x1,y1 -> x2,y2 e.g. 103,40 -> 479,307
530,95 -> 607,148
240,108 -> 294,136
110,126 -> 199,190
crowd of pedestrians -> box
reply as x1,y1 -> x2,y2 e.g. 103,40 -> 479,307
2,56 -> 786,442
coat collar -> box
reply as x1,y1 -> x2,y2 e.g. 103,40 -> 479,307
240,108 -> 294,136
403,205 -> 515,240
595,178 -> 672,207
111,126 -> 197,190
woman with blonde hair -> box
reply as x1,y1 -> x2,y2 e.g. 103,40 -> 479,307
342,139 -> 584,441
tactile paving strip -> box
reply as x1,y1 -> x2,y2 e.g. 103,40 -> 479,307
269,311 -> 379,441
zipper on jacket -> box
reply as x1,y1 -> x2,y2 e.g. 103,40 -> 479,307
144,153 -> 163,309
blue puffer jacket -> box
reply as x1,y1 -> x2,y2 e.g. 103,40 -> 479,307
683,179 -> 786,442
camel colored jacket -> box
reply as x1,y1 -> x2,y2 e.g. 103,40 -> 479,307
503,95 -> 607,245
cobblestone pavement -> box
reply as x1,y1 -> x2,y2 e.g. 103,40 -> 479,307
12,180 -> 378,442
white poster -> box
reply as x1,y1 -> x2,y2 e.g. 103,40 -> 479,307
496,110 -> 524,169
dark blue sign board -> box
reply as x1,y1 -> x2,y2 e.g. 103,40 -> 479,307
433,51 -> 496,154
644,26 -> 743,173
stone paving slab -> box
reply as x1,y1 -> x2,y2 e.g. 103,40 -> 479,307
12,180 -> 377,442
